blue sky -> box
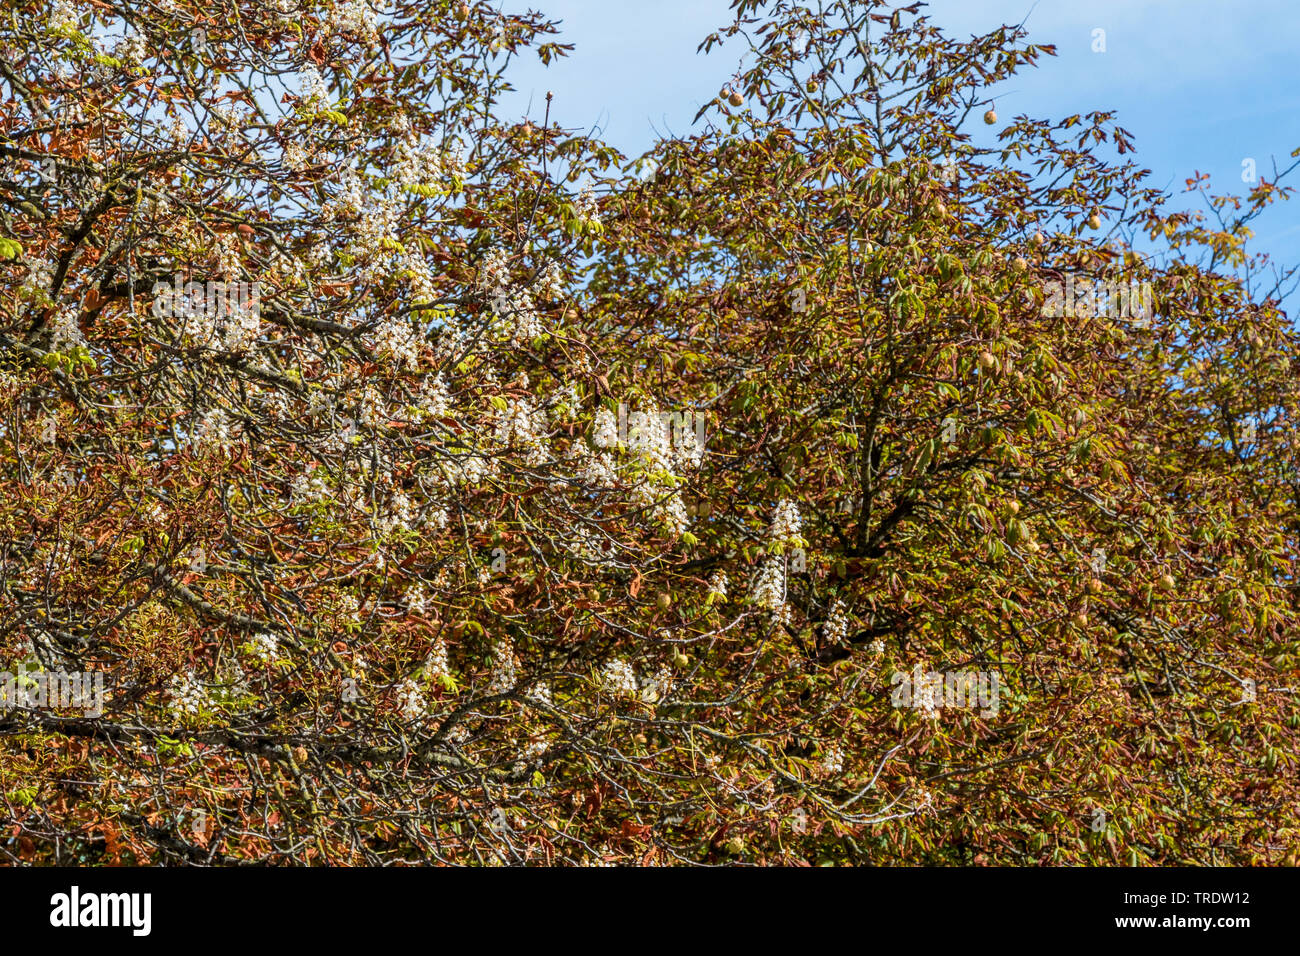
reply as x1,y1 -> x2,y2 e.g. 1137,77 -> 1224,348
499,0 -> 1300,307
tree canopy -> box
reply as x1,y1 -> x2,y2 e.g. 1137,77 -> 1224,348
2,0 -> 1298,865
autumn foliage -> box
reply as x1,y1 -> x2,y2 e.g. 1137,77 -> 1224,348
1,0 -> 1298,865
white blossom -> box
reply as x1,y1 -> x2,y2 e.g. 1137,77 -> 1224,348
751,555 -> 790,623
324,0 -> 378,43
486,639 -> 517,694
48,0 -> 78,33
640,664 -> 674,703
592,407 -> 619,450
820,745 -> 844,776
425,637 -> 449,681
114,30 -> 148,67
248,631 -> 279,663
526,681 -> 552,707
193,407 -> 237,453
50,307 -> 86,350
394,677 -> 426,721
166,670 -> 205,716
299,65 -> 330,106
823,598 -> 848,645
405,584 -> 429,616
575,185 -> 600,225
600,658 -> 639,697
770,498 -> 803,547
533,259 -> 565,301
290,469 -> 330,504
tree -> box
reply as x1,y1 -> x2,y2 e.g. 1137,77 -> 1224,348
1,0 -> 1297,865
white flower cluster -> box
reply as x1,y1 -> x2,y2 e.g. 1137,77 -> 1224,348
415,375 -> 450,419
913,669 -> 942,720
592,407 -> 619,449
22,259 -> 54,297
674,418 -> 704,469
496,396 -> 548,465
489,285 -> 544,346
358,385 -> 386,427
168,287 -> 262,354
614,406 -> 690,536
290,469 -> 330,505
478,249 -> 546,345
193,407 -> 238,453
50,307 -> 86,350
248,631 -> 279,663
486,639 -> 517,694
324,0 -> 378,42
376,490 -> 418,535
260,387 -> 290,420
114,30 -> 148,67
393,132 -> 445,189
442,451 -> 492,486
534,260 -> 566,301
426,503 -> 450,530
218,302 -> 262,353
770,498 -> 803,546
217,661 -> 251,701
751,555 -> 791,623
210,100 -> 253,134
819,745 -> 844,776
600,658 -> 639,697
477,247 -> 510,292
404,583 -> 429,615
166,670 -> 205,716
299,65 -> 331,107
48,0 -> 78,33
707,570 -> 728,601
402,253 -> 438,309
394,677 -> 426,721
600,405 -> 702,472
575,185 -> 600,225
282,139 -> 307,172
522,739 -> 548,761
578,445 -> 618,489
823,598 -> 848,645
369,315 -> 424,369
214,233 -> 242,279
166,114 -> 190,146
639,664 -> 674,704
626,408 -> 674,473
425,637 -> 449,681
647,489 -> 690,537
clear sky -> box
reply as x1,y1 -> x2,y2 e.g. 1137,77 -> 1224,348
499,0 -> 1300,308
